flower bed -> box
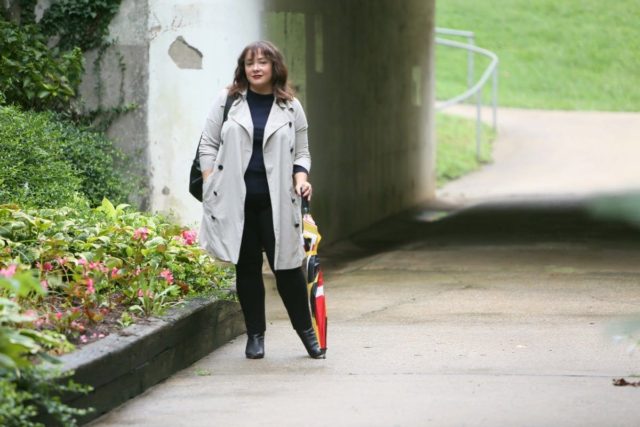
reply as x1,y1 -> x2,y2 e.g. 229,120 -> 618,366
0,199 -> 235,425
0,199 -> 234,352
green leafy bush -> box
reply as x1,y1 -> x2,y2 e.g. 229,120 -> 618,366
0,367 -> 92,427
0,17 -> 83,112
0,105 -> 135,207
50,115 -> 136,206
0,106 -> 83,208
0,272 -> 70,369
0,270 -> 90,427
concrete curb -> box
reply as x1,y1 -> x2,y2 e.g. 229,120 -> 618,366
58,297 -> 245,425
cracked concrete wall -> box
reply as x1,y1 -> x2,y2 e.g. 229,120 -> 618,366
79,0 -> 265,215
147,0 -> 265,223
168,36 -> 203,69
79,0 -> 151,208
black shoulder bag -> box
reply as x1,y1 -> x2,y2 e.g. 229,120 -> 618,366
189,95 -> 234,202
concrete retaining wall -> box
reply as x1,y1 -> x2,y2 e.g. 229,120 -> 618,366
59,298 -> 244,425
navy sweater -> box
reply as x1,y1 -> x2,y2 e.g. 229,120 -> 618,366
245,89 -> 308,195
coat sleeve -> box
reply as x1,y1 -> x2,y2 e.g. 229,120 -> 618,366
292,98 -> 311,173
199,89 -> 228,172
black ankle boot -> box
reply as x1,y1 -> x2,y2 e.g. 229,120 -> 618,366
296,327 -> 325,359
245,332 -> 264,359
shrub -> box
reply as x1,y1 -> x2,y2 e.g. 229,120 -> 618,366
0,271 -> 91,427
0,105 -> 135,207
0,368 -> 92,427
0,106 -> 83,208
50,115 -> 136,206
0,17 -> 83,113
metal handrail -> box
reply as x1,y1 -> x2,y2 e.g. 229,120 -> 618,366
435,28 -> 499,160
434,28 -> 476,89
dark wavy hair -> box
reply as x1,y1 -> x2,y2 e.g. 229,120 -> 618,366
228,40 -> 295,102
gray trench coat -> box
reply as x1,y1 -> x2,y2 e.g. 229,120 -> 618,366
198,88 -> 311,270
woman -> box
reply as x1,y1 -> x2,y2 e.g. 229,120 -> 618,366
198,41 -> 324,359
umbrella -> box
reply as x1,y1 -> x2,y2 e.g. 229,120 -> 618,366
302,199 -> 327,354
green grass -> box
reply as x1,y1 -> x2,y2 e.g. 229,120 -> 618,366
436,0 -> 640,111
436,113 -> 495,187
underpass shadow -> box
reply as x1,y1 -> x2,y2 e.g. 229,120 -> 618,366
322,192 -> 640,271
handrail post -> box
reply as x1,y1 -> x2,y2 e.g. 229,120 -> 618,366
434,28 -> 499,161
476,89 -> 482,161
492,65 -> 498,130
467,35 -> 475,92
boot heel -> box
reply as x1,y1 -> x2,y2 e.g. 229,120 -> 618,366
296,327 -> 325,359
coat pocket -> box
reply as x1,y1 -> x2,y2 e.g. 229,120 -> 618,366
202,170 -> 222,207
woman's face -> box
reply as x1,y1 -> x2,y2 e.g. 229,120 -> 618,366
244,49 -> 273,94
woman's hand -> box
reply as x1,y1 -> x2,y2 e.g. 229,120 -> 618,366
202,168 -> 213,182
294,172 -> 312,201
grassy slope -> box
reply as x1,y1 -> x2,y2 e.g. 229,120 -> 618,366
436,113 -> 494,186
435,0 -> 640,111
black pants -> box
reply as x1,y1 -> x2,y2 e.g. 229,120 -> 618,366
236,192 -> 312,334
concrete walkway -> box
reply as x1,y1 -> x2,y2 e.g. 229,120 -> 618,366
438,106 -> 640,204
91,109 -> 640,426
91,201 -> 640,427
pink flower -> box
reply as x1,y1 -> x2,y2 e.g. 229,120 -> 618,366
42,262 -> 53,272
77,258 -> 87,266
86,261 -> 107,273
133,227 -> 149,241
160,268 -> 174,284
181,229 -> 197,245
138,288 -> 154,299
0,264 -> 17,278
55,312 -> 63,320
40,280 -> 48,291
56,257 -> 67,266
80,335 -> 88,343
111,267 -> 120,279
86,278 -> 95,294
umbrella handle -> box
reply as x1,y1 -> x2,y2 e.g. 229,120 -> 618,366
301,196 -> 311,215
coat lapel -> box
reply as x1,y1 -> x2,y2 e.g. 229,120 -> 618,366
263,101 -> 290,146
229,96 -> 254,139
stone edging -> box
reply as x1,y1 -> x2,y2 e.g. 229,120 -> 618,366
58,297 -> 245,425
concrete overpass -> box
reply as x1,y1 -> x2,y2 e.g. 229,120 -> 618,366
92,0 -> 436,243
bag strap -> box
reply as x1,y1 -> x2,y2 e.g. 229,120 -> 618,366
196,94 -> 234,157
222,94 -> 233,123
